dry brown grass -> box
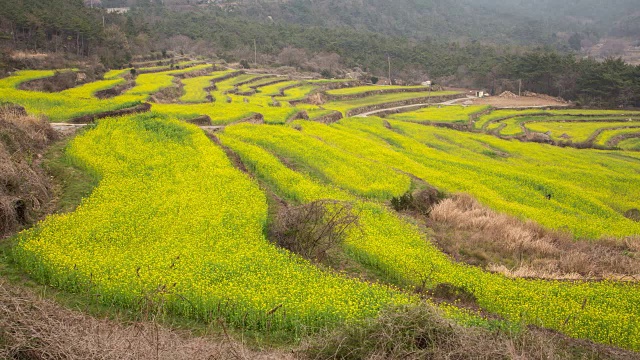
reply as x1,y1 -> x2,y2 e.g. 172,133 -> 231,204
18,71 -> 78,93
0,106 -> 58,238
428,194 -> 640,281
304,303 -> 639,360
0,280 -> 297,360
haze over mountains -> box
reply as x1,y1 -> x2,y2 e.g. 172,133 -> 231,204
102,0 -> 640,45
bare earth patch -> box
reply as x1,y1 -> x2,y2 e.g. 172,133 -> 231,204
467,95 -> 569,108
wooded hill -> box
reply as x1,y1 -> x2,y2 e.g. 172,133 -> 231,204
102,0 -> 640,45
0,0 -> 639,107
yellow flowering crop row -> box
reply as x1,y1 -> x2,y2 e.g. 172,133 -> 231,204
0,71 -> 144,121
222,123 -> 411,200
13,114 -> 409,333
387,105 -> 490,124
221,120 -> 640,350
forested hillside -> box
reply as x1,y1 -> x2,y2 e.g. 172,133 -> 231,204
99,0 -> 640,45
0,0 -> 639,107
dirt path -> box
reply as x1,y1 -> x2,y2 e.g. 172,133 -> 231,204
354,97 -> 470,117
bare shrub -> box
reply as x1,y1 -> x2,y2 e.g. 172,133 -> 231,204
624,208 -> 640,222
429,194 -> 640,280
390,188 -> 444,216
270,200 -> 359,263
427,283 -> 477,307
277,47 -> 308,68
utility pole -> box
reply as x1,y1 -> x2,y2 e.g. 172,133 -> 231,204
388,55 -> 391,85
254,39 -> 257,66
518,79 -> 522,97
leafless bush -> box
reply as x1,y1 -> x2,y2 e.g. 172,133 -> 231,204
624,208 -> 640,222
429,194 -> 640,280
390,188 -> 445,216
270,200 -> 359,263
277,47 -> 308,68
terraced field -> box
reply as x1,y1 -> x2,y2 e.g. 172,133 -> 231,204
387,105 -> 490,123
466,108 -> 640,146
3,64 -> 640,353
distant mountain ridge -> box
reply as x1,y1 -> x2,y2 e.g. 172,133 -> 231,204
143,0 -> 640,45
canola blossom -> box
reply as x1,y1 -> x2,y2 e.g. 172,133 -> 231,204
0,70 -> 144,121
221,121 -> 640,351
6,66 -> 640,351
14,114 -> 408,333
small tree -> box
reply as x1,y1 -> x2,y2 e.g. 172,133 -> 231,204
320,69 -> 332,79
371,76 -> 379,84
239,59 -> 251,69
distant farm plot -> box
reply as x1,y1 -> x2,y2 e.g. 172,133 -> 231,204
387,105 -> 490,124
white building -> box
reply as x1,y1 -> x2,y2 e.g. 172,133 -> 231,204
106,7 -> 130,14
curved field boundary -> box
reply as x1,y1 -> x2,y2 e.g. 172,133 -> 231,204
345,94 -> 465,117
95,81 -> 134,99
251,78 -> 290,90
312,110 -> 344,124
313,80 -> 362,91
266,81 -> 305,97
324,86 -> 430,101
374,104 -> 492,124
608,132 -> 640,147
68,102 -> 151,124
285,110 -> 310,123
136,61 -> 206,74
490,123 -> 640,150
362,103 -> 431,118
209,71 -> 245,86
233,75 -> 275,88
130,56 -> 189,67
515,119 -> 640,144
586,125 -> 640,144
478,112 -> 551,130
17,71 -> 78,92
468,107 -> 495,125
478,109 -> 639,131
287,81 -> 362,106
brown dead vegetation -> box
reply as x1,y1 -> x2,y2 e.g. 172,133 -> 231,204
19,70 -> 78,92
428,194 -> 640,281
68,102 -> 151,124
270,200 -> 359,263
0,106 -> 57,238
305,303 -> 639,360
0,280 -> 295,360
